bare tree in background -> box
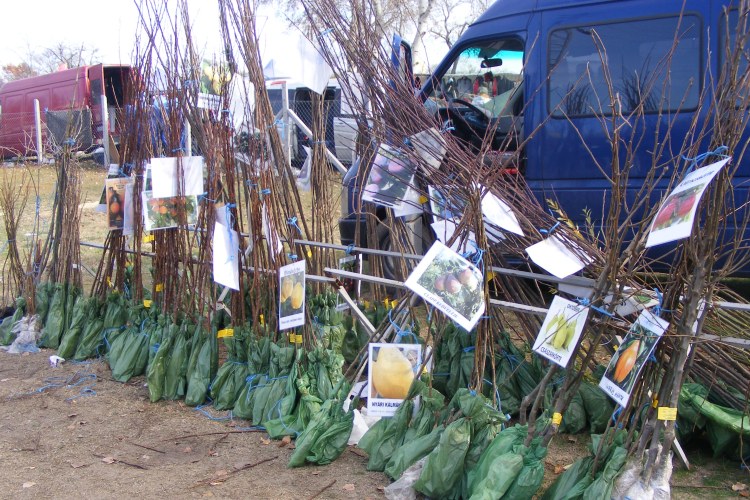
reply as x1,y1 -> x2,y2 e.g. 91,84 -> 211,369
428,0 -> 471,49
0,41 -> 100,85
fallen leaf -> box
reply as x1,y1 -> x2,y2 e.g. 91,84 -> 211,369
137,409 -> 144,413
22,482 -> 35,488
741,492 -> 749,498
312,471 -> 320,476
554,465 -> 565,474
183,447 -> 192,453
21,351 -> 29,357
279,436 -> 291,447
208,451 -> 218,457
190,460 -> 200,463
70,462 -> 86,469
202,493 -> 214,497
23,467 -> 35,470
234,462 -> 251,470
260,438 -> 270,445
734,483 -> 748,492
101,457 -> 116,464
215,470 -> 227,476
178,401 -> 186,408
67,424 -> 76,430
67,414 -> 77,418
79,421 -> 86,425
0,378 -> 10,382
141,455 -> 150,461
376,486 -> 385,491
209,482 -> 222,486
343,484 -> 355,491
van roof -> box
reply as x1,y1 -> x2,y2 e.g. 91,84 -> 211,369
475,0 -> 619,25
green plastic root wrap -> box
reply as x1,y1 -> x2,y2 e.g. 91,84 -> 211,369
0,296 -> 26,346
412,417 -> 472,499
385,425 -> 445,479
210,324 -> 250,411
359,380 -> 425,472
147,323 -> 175,402
57,295 -> 89,359
578,382 -> 615,433
467,448 -> 524,500
40,283 -> 67,349
499,440 -> 547,500
581,447 -> 627,500
288,399 -> 334,467
74,297 -> 105,361
184,323 -> 211,407
306,398 -> 355,465
465,424 -> 527,497
540,456 -> 592,500
163,321 -> 191,400
35,281 -> 53,327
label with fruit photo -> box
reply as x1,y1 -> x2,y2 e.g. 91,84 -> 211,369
278,260 -> 306,330
105,178 -> 132,231
361,144 -> 415,210
196,58 -> 230,111
646,157 -> 730,248
367,343 -> 422,417
599,310 -> 668,406
532,296 -> 589,368
405,241 -> 485,331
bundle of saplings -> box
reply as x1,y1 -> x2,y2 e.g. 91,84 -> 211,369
184,318 -> 212,406
232,331 -> 272,419
110,305 -> 151,382
40,283 -> 75,349
0,296 -> 26,346
56,294 -> 89,358
34,281 -> 54,327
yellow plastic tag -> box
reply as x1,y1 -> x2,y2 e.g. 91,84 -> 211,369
384,298 -> 390,309
217,328 -> 234,338
486,271 -> 496,283
143,300 -> 152,308
652,398 -> 658,409
143,235 -> 154,243
289,333 -> 303,344
155,284 -> 163,292
307,250 -> 312,258
259,314 -> 264,325
552,413 -> 563,425
364,300 -> 370,309
657,407 -> 677,421
391,299 -> 398,310
107,277 -> 113,288
418,195 -> 429,205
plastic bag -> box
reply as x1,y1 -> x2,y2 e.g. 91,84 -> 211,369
385,425 -> 444,479
307,400 -> 355,465
578,382 -> 615,433
348,409 -> 369,446
362,380 -> 424,472
147,323 -> 175,402
413,417 -> 472,498
74,300 -> 105,360
57,295 -> 89,359
541,457 -> 593,500
112,326 -> 150,382
288,399 -> 335,467
384,457 -> 427,500
35,281 -> 53,327
40,283 -> 67,349
467,449 -> 525,500
559,391 -> 587,435
500,441 -> 547,500
164,321 -> 190,399
185,338 -> 213,406
581,447 -> 627,500
465,424 -> 527,497
7,315 -> 42,354
652,449 -> 672,500
611,459 -> 641,500
0,296 -> 26,346
210,325 -> 250,411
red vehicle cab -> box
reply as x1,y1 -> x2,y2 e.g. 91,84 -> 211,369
0,64 -> 131,157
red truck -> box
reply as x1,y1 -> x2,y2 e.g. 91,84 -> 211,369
0,64 -> 131,157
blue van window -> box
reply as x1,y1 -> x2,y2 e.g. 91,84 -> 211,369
548,15 -> 701,116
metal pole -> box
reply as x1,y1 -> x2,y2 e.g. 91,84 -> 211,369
281,80 -> 292,166
101,94 -> 110,166
33,99 -> 43,164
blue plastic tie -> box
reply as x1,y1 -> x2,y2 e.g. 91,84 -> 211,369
680,145 -> 729,171
540,221 -> 560,234
0,239 -> 16,253
269,119 -> 287,139
575,297 -> 615,318
63,138 -> 75,145
318,28 -> 334,38
651,288 -> 676,316
345,244 -> 355,255
172,148 -> 185,153
462,346 -> 476,353
260,189 -> 271,196
287,217 -> 302,236
287,253 -> 297,260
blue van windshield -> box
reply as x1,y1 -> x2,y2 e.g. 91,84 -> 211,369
427,38 -> 524,118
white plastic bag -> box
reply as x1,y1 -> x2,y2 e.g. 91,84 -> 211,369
7,315 -> 41,354
384,456 -> 427,500
348,409 -> 370,446
612,459 -> 642,500
652,450 -> 673,500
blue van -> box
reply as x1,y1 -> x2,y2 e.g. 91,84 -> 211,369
339,0 -> 747,273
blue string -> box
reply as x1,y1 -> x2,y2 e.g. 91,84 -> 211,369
680,145 -> 729,171
287,253 -> 297,260
287,217 -> 302,236
172,147 -> 185,153
247,181 -> 257,188
345,244 -> 355,255
540,221 -> 560,234
462,346 -> 476,353
229,411 -> 264,431
0,239 -> 16,253
95,325 -> 127,357
63,138 -> 75,145
611,406 -> 624,428
245,374 -> 269,403
575,297 -> 615,318
267,396 -> 299,436
269,119 -> 287,139
260,189 -> 271,196
388,309 -> 418,344
651,288 -> 676,316
318,28 -> 334,38
195,395 -> 230,421
151,343 -> 161,355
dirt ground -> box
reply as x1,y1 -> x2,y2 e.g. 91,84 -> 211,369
1,350 -> 749,500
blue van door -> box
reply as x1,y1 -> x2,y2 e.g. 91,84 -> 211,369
533,1 -> 707,232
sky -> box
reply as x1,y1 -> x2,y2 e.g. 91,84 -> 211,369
0,0 -> 450,72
